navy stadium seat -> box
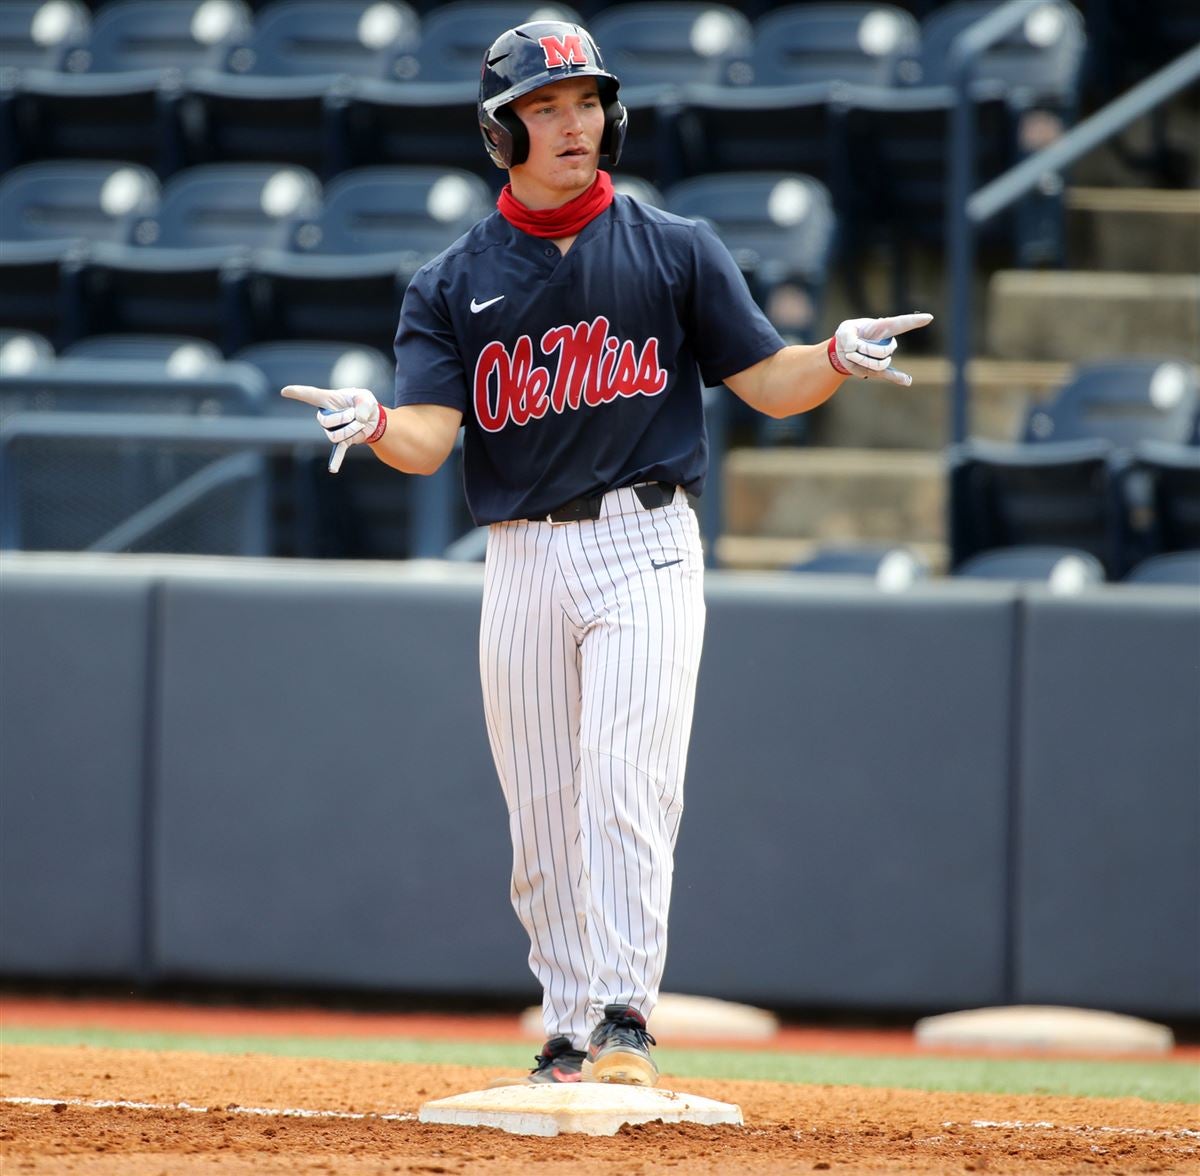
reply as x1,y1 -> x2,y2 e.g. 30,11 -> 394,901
789,543 -> 930,590
724,3 -> 919,87
900,0 -> 1086,266
70,163 -> 320,351
948,437 -> 1119,573
339,4 -> 577,182
380,2 -> 580,84
234,339 -> 394,415
1122,549 -> 1200,587
1113,441 -> 1200,574
0,328 -> 55,375
177,0 -> 420,175
953,544 -> 1106,588
610,174 -> 666,206
3,0 -> 251,175
0,160 -> 159,343
1022,358 -> 1200,448
245,166 -> 492,352
62,332 -> 226,375
589,3 -> 752,90
663,172 -> 836,341
0,355 -> 273,555
0,1 -> 89,72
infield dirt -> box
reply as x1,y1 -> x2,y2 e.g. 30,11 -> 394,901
3,1043 -> 1196,1175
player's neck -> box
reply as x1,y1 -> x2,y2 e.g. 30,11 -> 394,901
507,174 -> 594,211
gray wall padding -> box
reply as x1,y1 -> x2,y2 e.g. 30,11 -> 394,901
666,578 -> 1017,1010
151,570 -> 533,993
2,556 -> 1197,1018
0,567 -> 151,977
1015,589 -> 1200,1016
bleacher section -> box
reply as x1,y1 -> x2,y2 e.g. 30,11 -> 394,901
0,0 -> 1197,577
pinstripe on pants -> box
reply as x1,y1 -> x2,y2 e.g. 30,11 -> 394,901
480,486 -> 706,1049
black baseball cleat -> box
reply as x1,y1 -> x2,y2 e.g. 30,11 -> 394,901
581,1004 -> 659,1086
487,1035 -> 585,1088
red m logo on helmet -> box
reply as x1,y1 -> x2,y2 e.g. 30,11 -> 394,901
539,34 -> 587,67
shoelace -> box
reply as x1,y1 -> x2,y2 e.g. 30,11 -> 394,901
609,1016 -> 657,1049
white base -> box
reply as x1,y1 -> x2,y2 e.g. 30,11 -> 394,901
418,1083 -> 743,1137
915,1005 -> 1174,1054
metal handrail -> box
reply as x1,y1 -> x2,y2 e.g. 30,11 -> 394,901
946,4 -> 1200,443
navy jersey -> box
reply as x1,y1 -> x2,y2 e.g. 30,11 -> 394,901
393,194 -> 785,525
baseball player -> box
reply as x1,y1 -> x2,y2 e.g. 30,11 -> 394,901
283,20 -> 931,1087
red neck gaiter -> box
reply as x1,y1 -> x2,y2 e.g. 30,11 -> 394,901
497,171 -> 614,238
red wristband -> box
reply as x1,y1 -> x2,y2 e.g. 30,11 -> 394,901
365,404 -> 387,445
827,335 -> 852,377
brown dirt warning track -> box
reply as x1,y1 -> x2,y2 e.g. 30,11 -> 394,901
2,998 -> 1197,1175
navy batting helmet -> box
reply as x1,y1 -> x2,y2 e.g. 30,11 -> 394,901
478,21 -> 626,170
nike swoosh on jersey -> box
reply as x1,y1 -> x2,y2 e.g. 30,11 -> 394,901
470,295 -> 506,313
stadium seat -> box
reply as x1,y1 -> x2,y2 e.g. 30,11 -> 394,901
1122,549 -> 1200,587
0,356 -> 274,554
668,80 -> 847,203
840,82 -> 1015,304
589,3 -> 752,90
586,3 -> 754,183
0,328 -> 54,375
724,3 -> 919,87
611,174 -> 666,206
1113,441 -> 1200,574
379,2 -> 581,84
789,543 -> 930,590
900,0 -> 1086,266
947,437 -> 1119,573
338,4 -> 577,181
902,0 -> 1086,103
177,0 -> 420,175
0,160 -> 160,343
245,166 -> 492,352
0,1 -> 89,73
234,339 -> 393,414
663,172 -> 836,340
62,332 -> 226,376
953,544 -> 1106,590
69,163 -> 321,351
2,0 -> 252,175
1022,358 -> 1200,448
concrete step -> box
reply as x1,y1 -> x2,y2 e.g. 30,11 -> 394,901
715,534 -> 949,574
987,270 -> 1200,362
805,357 -> 1071,450
723,446 -> 946,554
1066,187 -> 1200,274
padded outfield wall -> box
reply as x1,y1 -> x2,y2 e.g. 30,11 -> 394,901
1,553 -> 1196,1019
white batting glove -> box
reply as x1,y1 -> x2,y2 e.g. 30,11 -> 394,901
828,312 -> 934,387
279,384 -> 387,473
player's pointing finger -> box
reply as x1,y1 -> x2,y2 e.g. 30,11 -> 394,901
875,312 -> 934,337
281,384 -> 337,407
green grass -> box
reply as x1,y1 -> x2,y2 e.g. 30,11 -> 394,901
4,1025 -> 1197,1104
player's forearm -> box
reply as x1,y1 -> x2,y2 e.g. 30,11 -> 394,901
725,342 -> 846,419
369,404 -> 462,476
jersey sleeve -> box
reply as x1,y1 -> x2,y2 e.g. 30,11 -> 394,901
686,220 -> 786,388
392,267 -> 469,412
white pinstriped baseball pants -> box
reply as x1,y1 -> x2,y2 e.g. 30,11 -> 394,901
480,486 -> 706,1049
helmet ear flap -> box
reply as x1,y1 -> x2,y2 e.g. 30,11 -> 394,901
494,106 -> 530,168
601,97 -> 627,165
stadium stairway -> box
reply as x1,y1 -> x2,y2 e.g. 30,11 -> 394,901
717,99 -> 1200,572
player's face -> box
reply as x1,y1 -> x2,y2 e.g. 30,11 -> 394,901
509,76 -> 606,208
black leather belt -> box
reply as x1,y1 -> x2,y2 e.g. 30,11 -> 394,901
529,481 -> 680,524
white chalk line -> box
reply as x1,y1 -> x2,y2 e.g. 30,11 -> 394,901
3,1095 -> 414,1122
944,1119 -> 1200,1141
6,1098 -> 1194,1143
